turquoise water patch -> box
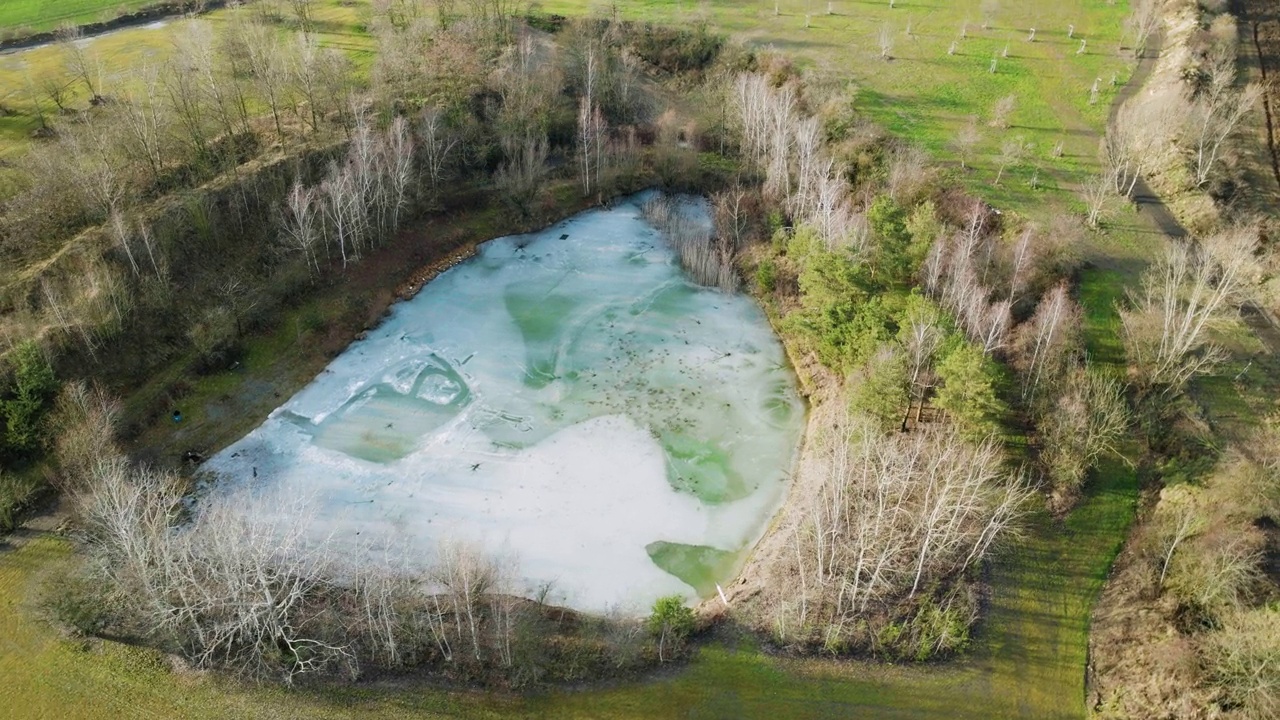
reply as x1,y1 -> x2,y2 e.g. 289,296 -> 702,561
646,541 -> 742,598
299,355 -> 471,463
659,430 -> 743,503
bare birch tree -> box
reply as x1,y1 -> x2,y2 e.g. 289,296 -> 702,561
382,115 -> 415,233
1012,282 -> 1082,403
1120,226 -> 1264,396
57,25 -> 101,102
1186,82 -> 1262,187
789,404 -> 1030,644
1081,169 -> 1115,228
283,181 -> 323,274
417,107 -> 459,195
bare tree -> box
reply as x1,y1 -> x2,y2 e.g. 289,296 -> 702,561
417,107 -> 459,194
382,115 -> 415,233
1153,484 -> 1205,588
289,0 -> 315,34
108,209 -> 140,276
577,96 -> 606,196
788,406 -> 1030,644
65,125 -> 126,221
57,25 -> 101,102
21,72 -> 50,131
1012,282 -> 1082,403
50,381 -> 122,490
161,490 -> 354,681
952,115 -> 981,170
1081,169 -> 1116,228
886,144 -> 931,204
117,65 -> 169,186
495,133 -> 550,217
241,19 -> 295,140
283,181 -> 323,274
1037,368 -> 1129,507
1120,226 -> 1264,395
1125,0 -> 1162,58
164,30 -> 215,162
1186,82 -> 1262,187
39,71 -> 74,115
993,136 -> 1027,186
712,185 -> 753,249
990,94 -> 1016,129
321,162 -> 359,266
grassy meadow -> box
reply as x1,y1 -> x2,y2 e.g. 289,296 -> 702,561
542,0 -> 1134,219
0,0 -> 159,37
9,1 -> 1263,718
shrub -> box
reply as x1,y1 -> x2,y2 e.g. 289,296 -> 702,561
1,341 -> 59,460
629,25 -> 722,75
1202,605 -> 1280,720
756,258 -> 778,293
934,340 -> 1006,440
0,471 -> 44,533
647,595 -> 696,662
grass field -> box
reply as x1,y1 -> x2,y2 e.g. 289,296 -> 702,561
0,1 -> 1205,718
545,0 -> 1132,220
0,0 -> 159,37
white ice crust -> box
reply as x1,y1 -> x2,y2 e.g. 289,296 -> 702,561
205,194 -> 804,613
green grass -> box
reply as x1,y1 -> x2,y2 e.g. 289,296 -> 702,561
544,0 -> 1132,222
0,0 -> 160,37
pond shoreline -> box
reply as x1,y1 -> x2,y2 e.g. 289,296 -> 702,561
204,190 -> 807,614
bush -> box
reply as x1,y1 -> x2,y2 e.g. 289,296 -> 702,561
42,564 -> 114,636
849,344 -> 909,431
756,258 -> 778,293
1,341 -> 59,460
934,340 -> 1006,440
628,25 -> 723,75
647,595 -> 696,662
1202,605 -> 1280,720
0,470 -> 45,533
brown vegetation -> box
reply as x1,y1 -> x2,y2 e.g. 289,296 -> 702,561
1090,427 -> 1280,719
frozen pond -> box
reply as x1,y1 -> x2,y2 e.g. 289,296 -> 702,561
206,194 -> 805,613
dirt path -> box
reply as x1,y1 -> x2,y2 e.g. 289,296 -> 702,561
1236,0 -> 1280,190
1105,32 -> 1191,241
1105,13 -> 1280,358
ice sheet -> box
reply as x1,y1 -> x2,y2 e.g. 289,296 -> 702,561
204,194 -> 805,613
